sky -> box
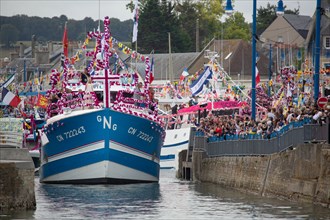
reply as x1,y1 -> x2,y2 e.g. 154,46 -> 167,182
0,0 -> 316,23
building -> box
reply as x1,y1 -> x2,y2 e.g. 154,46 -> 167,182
305,0 -> 330,71
260,14 -> 312,72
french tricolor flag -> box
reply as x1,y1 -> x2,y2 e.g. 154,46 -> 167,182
255,66 -> 260,85
1,87 -> 21,107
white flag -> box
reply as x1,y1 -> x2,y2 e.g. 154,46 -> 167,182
286,83 -> 292,97
132,0 -> 139,43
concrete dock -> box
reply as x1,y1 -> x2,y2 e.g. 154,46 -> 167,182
0,118 -> 36,212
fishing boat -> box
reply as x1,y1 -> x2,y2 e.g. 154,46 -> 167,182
161,126 -> 192,170
39,17 -> 166,184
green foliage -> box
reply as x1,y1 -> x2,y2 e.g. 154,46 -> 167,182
194,0 -> 225,48
0,0 -> 259,53
138,0 -> 166,53
256,3 -> 277,35
137,0 -> 193,53
223,13 -> 250,41
175,0 -> 199,51
0,15 -> 133,43
140,0 -> 229,52
0,24 -> 19,48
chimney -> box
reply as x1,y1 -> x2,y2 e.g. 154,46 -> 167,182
31,35 -> 36,58
48,41 -> 53,54
19,43 -> 25,58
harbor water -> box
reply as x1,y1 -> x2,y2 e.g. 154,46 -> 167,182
2,170 -> 330,220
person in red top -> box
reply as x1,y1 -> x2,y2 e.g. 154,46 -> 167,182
214,125 -> 222,137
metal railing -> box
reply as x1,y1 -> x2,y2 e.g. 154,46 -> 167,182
193,121 -> 329,157
0,118 -> 24,148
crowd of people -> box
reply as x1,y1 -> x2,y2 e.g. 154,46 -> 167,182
194,103 -> 328,140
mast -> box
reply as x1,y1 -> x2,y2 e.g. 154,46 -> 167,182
132,0 -> 139,77
98,0 -> 101,30
168,32 -> 173,82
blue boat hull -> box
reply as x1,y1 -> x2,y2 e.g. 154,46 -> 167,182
39,108 -> 164,184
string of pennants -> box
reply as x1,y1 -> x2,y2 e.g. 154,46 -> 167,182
10,33 -> 148,94
70,35 -> 147,66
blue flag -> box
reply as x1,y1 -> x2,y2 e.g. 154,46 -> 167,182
189,66 -> 212,96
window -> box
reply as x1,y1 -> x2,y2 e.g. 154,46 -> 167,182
324,63 -> 330,71
324,36 -> 330,49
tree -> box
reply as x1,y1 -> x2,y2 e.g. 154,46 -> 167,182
0,24 -> 19,48
138,0 -> 167,53
223,12 -> 250,41
194,0 -> 224,47
175,0 -> 199,51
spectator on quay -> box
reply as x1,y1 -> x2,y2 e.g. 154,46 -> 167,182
266,120 -> 274,139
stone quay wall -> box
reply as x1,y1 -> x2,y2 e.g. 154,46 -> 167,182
192,143 -> 330,208
0,148 -> 36,212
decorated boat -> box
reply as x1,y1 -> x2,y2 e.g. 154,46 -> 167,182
39,17 -> 166,184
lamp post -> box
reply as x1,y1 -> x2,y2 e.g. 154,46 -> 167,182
314,0 -> 321,103
268,44 -> 272,97
225,0 -> 284,120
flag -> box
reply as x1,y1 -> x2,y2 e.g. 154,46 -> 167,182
255,66 -> 260,85
62,22 -> 68,57
132,0 -> 139,43
1,87 -> 21,107
150,57 -> 154,83
36,94 -> 48,109
180,68 -> 189,84
100,34 -> 106,60
181,68 -> 189,77
286,83 -> 292,97
0,74 -> 15,88
189,66 -> 212,96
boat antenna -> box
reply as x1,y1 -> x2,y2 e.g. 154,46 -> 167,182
98,0 -> 101,31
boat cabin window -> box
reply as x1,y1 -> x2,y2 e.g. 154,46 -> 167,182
110,91 -> 133,104
95,91 -> 103,102
122,92 -> 133,98
110,91 -> 117,103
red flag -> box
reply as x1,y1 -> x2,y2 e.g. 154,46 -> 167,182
255,66 -> 260,85
62,22 -> 68,57
36,94 -> 48,109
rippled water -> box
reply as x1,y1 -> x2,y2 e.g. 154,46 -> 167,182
3,170 -> 330,219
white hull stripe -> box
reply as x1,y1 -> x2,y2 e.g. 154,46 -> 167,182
110,141 -> 160,164
48,141 -> 104,162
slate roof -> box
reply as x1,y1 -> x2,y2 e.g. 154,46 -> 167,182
2,39 -> 271,84
129,52 -> 199,81
187,39 -> 270,80
283,14 -> 312,39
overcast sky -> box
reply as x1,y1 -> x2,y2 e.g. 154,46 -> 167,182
1,0 -> 316,23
